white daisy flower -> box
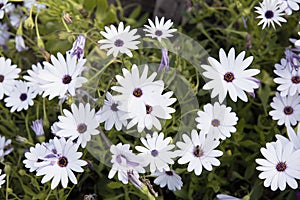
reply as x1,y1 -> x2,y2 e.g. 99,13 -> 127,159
23,63 -> 47,96
152,169 -> 183,191
4,80 -> 35,112
216,194 -> 241,200
274,58 -> 300,96
0,169 -> 5,188
109,143 -> 145,184
256,139 -> 300,191
176,129 -> 223,176
269,92 -> 300,126
0,22 -> 9,46
96,92 -> 127,131
98,22 -> 140,58
202,48 -> 260,103
279,0 -> 300,15
36,137 -> 87,190
39,52 -> 87,100
0,136 -> 13,161
125,96 -> 176,132
0,0 -> 11,19
23,142 -> 49,172
143,16 -> 177,41
255,0 -> 287,29
55,103 -> 99,148
195,102 -> 238,140
135,132 -> 176,173
112,64 -> 176,132
0,57 -> 21,100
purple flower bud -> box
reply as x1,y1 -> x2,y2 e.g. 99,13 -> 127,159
69,34 -> 86,60
127,170 -> 142,189
30,119 -> 44,136
15,35 -> 28,52
158,48 -> 169,71
285,49 -> 300,71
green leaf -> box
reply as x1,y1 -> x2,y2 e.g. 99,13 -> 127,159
107,182 -> 123,189
84,0 -> 97,12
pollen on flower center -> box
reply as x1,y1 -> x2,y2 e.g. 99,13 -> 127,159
194,145 -> 204,157
20,93 -> 27,101
291,76 -> 300,84
155,30 -> 163,36
224,72 -> 235,82
211,119 -> 220,127
114,39 -> 124,47
133,88 -> 143,97
146,104 -> 153,114
284,106 -> 293,115
58,156 -> 68,167
151,149 -> 159,157
0,74 -> 4,82
265,10 -> 274,19
77,123 -> 87,133
111,103 -> 119,111
165,171 -> 173,176
276,161 -> 287,172
62,75 -> 72,84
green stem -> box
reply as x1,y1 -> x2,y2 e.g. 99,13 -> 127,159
88,59 -> 115,82
5,174 -> 9,200
24,113 -> 33,143
45,189 -> 52,200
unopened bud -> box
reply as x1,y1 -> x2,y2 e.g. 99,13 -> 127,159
63,12 -> 73,24
24,16 -> 34,29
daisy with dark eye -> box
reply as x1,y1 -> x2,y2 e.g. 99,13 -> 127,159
4,80 -> 35,112
269,92 -> 300,126
201,47 -> 260,103
176,130 -> 223,176
38,52 -> 87,100
98,22 -> 140,58
256,139 -> 300,191
274,58 -> 300,96
195,102 -> 238,141
35,137 -> 87,190
255,0 -> 287,29
54,103 -> 99,148
143,16 -> 177,42
135,132 -> 176,173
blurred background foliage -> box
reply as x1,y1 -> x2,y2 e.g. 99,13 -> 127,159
0,0 -> 300,199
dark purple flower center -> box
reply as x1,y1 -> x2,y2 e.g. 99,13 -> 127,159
165,171 -> 173,176
114,39 -> 124,47
146,104 -> 153,114
291,76 -> 300,84
276,161 -> 287,172
284,106 -> 293,115
133,88 -> 143,97
265,10 -> 274,19
224,72 -> 235,82
20,93 -> 27,101
58,156 -> 68,167
0,3 -> 4,9
77,123 -> 87,133
62,75 -> 72,84
111,103 -> 119,111
0,74 -> 4,82
211,119 -> 220,127
151,149 -> 159,157
194,145 -> 204,157
155,30 -> 163,36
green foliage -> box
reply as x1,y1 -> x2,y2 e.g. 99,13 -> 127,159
0,0 -> 300,199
